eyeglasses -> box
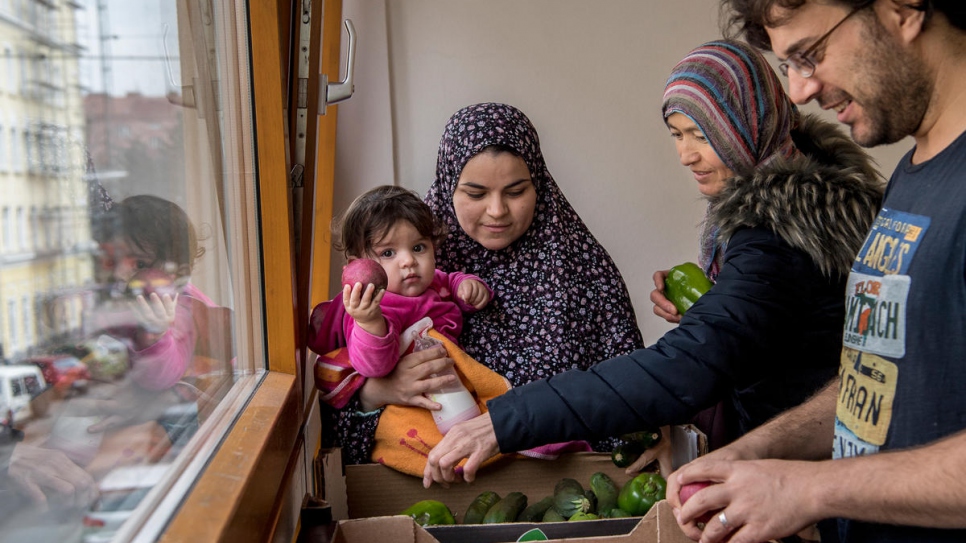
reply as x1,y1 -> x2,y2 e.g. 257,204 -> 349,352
778,2 -> 873,79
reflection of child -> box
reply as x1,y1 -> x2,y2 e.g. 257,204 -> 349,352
332,185 -> 492,378
94,195 -> 215,390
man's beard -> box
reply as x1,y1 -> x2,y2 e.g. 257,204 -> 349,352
849,15 -> 932,147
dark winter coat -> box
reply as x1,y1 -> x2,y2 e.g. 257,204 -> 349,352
489,115 -> 885,452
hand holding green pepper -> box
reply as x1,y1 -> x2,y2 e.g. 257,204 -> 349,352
663,262 -> 713,315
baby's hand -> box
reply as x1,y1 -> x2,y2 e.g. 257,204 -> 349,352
343,282 -> 386,330
457,279 -> 490,310
134,292 -> 179,334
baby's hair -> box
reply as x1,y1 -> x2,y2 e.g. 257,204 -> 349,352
334,185 -> 446,260
113,195 -> 204,277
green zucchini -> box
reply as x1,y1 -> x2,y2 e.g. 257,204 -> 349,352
542,507 -> 566,522
611,441 -> 645,468
589,472 -> 620,514
517,495 -> 554,522
553,477 -> 584,496
553,487 -> 591,518
620,429 -> 662,448
463,490 -> 501,524
482,491 -> 528,524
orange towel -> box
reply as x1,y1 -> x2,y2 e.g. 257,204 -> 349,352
372,329 -> 514,477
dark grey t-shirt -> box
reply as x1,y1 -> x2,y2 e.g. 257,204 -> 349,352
832,129 -> 966,542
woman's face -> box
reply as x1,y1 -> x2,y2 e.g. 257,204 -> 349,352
666,113 -> 734,197
453,151 -> 537,251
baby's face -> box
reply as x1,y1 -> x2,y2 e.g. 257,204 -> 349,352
370,221 -> 436,297
98,238 -> 157,283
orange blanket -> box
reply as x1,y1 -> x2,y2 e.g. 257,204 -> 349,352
372,329 -> 513,476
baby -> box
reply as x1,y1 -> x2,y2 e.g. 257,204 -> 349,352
333,185 -> 491,378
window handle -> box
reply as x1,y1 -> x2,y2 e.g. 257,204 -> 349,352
319,19 -> 356,115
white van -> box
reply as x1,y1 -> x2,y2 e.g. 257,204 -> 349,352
0,365 -> 49,426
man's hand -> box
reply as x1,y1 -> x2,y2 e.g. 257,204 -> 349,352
650,269 -> 681,323
423,413 -> 500,488
669,455 -> 822,543
359,345 -> 456,412
457,279 -> 491,310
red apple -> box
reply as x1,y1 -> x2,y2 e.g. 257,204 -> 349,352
679,481 -> 716,524
127,268 -> 179,299
341,258 -> 388,291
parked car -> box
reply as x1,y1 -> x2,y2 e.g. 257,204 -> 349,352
81,463 -> 172,543
29,355 -> 91,397
0,365 -> 48,428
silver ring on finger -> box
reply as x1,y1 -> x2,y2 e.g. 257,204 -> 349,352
718,511 -> 730,529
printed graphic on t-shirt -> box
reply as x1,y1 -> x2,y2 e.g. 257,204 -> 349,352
852,208 -> 930,276
842,272 -> 910,358
835,348 -> 897,456
835,208 -> 931,458
834,419 -> 877,459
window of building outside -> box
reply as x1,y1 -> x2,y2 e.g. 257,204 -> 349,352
0,1 -> 265,542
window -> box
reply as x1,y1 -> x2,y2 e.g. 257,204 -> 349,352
0,1 -> 267,541
16,206 -> 25,250
7,300 -> 17,351
1,206 -> 10,250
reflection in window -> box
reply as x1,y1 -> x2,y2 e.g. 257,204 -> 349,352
0,0 -> 261,541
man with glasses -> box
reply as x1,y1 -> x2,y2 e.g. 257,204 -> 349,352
666,1 -> 966,543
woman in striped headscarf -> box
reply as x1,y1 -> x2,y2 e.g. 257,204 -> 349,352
424,39 -> 884,486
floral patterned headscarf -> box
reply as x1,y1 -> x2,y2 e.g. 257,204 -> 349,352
424,103 -> 644,386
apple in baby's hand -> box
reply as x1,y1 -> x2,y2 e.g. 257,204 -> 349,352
127,268 -> 179,299
679,481 -> 717,524
341,258 -> 389,291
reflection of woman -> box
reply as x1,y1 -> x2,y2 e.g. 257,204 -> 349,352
321,103 -> 644,464
423,40 -> 884,485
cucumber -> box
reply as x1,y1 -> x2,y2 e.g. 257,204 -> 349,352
584,488 -> 598,514
589,472 -> 620,515
463,490 -> 501,524
611,441 -> 644,468
517,495 -> 554,522
553,477 -> 584,496
542,507 -> 566,523
601,507 -> 632,518
621,429 -> 662,448
553,487 -> 591,518
482,491 -> 528,524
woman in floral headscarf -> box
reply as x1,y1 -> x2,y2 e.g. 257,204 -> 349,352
425,103 -> 644,386
323,103 -> 643,465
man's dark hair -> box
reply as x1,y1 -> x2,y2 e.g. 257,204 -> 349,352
721,0 -> 966,50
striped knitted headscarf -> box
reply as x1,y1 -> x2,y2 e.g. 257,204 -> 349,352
663,39 -> 800,280
662,39 -> 800,174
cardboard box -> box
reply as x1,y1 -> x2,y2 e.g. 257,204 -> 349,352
326,452 -> 693,543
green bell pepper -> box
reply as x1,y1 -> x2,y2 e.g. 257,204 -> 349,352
400,499 -> 456,526
663,262 -> 713,314
616,472 -> 667,516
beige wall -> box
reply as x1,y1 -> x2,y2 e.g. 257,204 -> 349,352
333,0 -> 913,345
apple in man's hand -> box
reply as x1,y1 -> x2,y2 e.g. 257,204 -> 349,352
679,481 -> 717,524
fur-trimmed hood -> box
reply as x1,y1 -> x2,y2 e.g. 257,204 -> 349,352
708,114 -> 885,278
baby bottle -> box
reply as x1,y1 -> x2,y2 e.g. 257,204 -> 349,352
414,336 -> 481,434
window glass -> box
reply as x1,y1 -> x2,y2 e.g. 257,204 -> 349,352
0,0 -> 263,541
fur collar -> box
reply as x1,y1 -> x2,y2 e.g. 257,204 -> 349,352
708,114 -> 885,278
